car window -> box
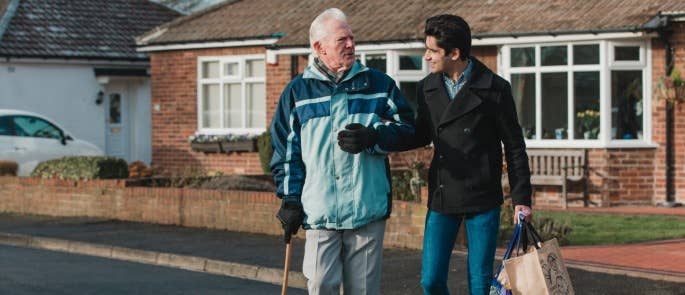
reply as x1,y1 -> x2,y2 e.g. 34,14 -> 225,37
13,116 -> 62,139
0,116 -> 12,136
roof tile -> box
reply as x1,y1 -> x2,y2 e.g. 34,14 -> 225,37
140,0 -> 685,47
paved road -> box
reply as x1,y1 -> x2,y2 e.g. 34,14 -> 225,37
1,214 -> 684,294
0,245 -> 306,295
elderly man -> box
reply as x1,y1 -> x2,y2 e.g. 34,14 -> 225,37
270,8 -> 415,295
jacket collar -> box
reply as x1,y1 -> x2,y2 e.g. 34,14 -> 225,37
423,58 -> 494,127
303,60 -> 368,82
303,60 -> 370,92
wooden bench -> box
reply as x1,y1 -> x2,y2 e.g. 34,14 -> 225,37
506,149 -> 588,209
529,149 -> 588,208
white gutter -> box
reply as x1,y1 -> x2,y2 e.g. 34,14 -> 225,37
265,31 -> 653,63
472,31 -> 652,45
0,57 -> 150,66
137,38 -> 279,52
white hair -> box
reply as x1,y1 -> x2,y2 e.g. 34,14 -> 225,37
309,8 -> 348,54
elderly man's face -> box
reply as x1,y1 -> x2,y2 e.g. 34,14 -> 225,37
316,20 -> 355,72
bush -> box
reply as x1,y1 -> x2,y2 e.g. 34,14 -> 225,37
128,161 -> 154,178
31,156 -> 129,180
391,170 -> 421,202
257,130 -> 273,174
0,160 -> 18,176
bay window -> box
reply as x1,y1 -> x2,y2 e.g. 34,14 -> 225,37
502,40 -> 650,147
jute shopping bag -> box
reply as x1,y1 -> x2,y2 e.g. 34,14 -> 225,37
503,223 -> 575,295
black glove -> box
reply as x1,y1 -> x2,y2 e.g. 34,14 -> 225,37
276,202 -> 304,243
337,123 -> 378,154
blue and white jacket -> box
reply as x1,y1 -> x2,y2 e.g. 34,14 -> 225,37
270,61 -> 415,230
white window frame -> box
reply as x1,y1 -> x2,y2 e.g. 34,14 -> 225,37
500,39 -> 654,149
197,54 -> 266,135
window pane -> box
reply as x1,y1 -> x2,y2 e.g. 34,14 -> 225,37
246,59 -> 265,78
223,83 -> 242,128
573,72 -> 600,139
202,61 -> 220,79
399,55 -> 422,70
573,44 -> 599,65
13,116 -> 61,139
511,74 -> 536,139
224,62 -> 239,76
109,94 -> 121,124
365,54 -> 386,72
541,46 -> 567,66
511,47 -> 535,67
202,84 -> 220,128
614,46 -> 640,61
246,83 -> 266,128
0,116 -> 12,136
611,71 -> 643,140
541,73 -> 568,139
399,81 -> 418,112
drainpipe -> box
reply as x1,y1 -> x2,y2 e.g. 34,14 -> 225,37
648,14 -> 682,207
290,55 -> 299,79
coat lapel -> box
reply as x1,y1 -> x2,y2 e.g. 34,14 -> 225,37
422,73 -> 451,128
437,59 -> 494,127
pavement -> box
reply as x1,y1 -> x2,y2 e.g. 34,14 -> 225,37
0,210 -> 684,294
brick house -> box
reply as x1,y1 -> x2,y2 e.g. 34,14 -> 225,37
137,0 -> 685,207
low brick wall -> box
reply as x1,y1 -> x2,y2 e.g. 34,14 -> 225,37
0,177 -> 428,250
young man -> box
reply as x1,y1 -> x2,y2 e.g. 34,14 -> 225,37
270,8 -> 415,295
411,15 -> 533,295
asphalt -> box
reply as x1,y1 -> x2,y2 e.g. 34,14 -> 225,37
0,213 -> 684,294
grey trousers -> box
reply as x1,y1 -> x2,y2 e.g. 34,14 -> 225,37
303,219 -> 386,295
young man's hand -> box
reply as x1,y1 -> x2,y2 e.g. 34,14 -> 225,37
337,123 -> 378,154
276,202 -> 304,243
513,205 -> 532,224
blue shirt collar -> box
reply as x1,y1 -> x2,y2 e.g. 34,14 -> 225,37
443,57 -> 473,100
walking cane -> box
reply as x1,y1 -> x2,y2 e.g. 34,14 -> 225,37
281,237 -> 293,295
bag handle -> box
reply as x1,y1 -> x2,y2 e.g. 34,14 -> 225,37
524,221 -> 544,248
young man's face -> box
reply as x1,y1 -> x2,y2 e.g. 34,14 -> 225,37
424,35 -> 458,74
315,19 -> 356,72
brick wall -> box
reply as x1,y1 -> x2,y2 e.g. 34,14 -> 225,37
0,177 -> 428,249
149,47 -> 267,176
651,22 -> 685,204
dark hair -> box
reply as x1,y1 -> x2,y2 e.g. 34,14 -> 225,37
424,14 -> 471,60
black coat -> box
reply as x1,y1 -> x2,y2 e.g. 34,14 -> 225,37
413,58 -> 532,214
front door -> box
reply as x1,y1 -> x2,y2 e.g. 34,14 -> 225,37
105,82 -> 129,161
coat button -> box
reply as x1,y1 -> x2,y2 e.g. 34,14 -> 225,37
439,155 -> 445,160
439,184 -> 444,188
463,128 -> 471,135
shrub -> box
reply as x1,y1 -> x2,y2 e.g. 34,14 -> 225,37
391,170 -> 421,202
0,160 -> 18,176
31,156 -> 129,180
128,161 -> 154,178
257,130 -> 273,174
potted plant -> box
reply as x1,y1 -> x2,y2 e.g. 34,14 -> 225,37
576,109 -> 599,139
655,69 -> 685,105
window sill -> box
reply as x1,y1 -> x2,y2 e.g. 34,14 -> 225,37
524,140 -> 658,149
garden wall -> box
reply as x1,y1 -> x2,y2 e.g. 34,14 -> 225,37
0,177 -> 428,250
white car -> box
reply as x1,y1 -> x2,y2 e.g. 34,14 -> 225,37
0,109 -> 103,176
